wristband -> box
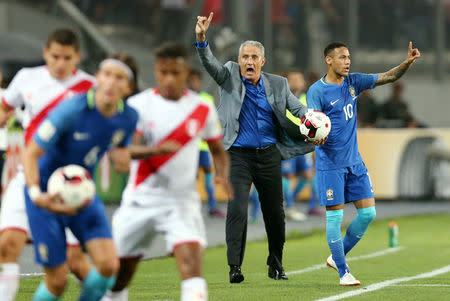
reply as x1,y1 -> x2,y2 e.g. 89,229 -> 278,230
28,185 -> 41,202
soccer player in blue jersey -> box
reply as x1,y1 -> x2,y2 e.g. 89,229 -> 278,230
21,54 -> 139,300
307,42 -> 420,285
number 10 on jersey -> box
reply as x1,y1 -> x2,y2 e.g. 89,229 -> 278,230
343,103 -> 354,121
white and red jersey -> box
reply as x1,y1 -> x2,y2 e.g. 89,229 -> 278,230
1,66 -> 95,143
122,88 -> 222,206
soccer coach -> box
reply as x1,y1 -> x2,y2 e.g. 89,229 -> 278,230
195,12 -> 324,283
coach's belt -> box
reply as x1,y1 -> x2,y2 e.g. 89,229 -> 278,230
229,143 -> 275,153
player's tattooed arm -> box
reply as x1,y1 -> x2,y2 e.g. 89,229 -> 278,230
376,42 -> 420,86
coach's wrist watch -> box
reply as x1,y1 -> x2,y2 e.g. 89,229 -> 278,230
28,185 -> 41,202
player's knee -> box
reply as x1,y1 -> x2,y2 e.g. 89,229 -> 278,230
0,233 -> 26,262
359,207 -> 376,224
67,247 -> 90,279
96,256 -> 119,277
47,274 -> 68,295
177,252 -> 201,277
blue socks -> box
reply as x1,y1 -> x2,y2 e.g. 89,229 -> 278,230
78,268 -> 116,301
33,282 -> 60,301
204,173 -> 217,210
293,178 -> 307,198
326,209 -> 348,277
308,176 -> 318,211
282,177 -> 295,209
249,188 -> 260,220
343,207 -> 376,255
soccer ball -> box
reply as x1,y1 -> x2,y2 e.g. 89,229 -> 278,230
47,164 -> 96,209
299,110 -> 331,141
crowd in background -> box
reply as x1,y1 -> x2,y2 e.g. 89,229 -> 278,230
17,0 -> 450,71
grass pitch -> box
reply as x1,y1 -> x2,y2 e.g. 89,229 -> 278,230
17,213 -> 450,300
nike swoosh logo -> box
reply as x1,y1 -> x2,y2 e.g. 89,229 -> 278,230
330,99 -> 340,105
73,132 -> 90,140
330,239 -> 341,243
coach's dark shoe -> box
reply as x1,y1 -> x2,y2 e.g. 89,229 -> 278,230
229,265 -> 244,283
268,265 -> 288,280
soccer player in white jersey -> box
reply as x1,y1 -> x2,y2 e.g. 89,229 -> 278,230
0,28 -> 95,299
102,43 -> 232,301
307,41 -> 420,285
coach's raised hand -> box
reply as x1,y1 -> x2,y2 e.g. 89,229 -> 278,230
196,12 -> 213,42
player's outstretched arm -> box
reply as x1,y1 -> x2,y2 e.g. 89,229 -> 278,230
22,140 -> 76,215
375,42 -> 421,86
128,133 -> 181,159
208,140 -> 233,200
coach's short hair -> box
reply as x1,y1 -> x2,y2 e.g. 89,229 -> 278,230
154,42 -> 188,60
324,42 -> 348,58
239,40 -> 265,58
46,28 -> 80,51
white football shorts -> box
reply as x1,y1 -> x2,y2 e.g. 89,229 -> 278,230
112,197 -> 207,258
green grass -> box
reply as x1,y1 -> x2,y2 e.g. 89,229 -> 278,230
17,214 -> 450,300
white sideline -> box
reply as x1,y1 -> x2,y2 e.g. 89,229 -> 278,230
392,284 -> 450,287
315,265 -> 450,301
286,247 -> 405,276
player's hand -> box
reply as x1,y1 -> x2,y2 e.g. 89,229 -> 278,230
196,12 -> 213,42
110,147 -> 131,173
214,176 -> 234,200
33,193 -> 77,215
305,136 -> 328,146
0,107 -> 14,128
156,140 -> 181,155
405,41 -> 420,65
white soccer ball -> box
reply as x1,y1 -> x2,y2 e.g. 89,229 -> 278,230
47,164 -> 96,209
299,109 -> 331,141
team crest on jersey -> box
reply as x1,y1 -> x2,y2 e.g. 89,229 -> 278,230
326,189 -> 334,200
38,243 -> 48,262
111,130 -> 125,147
349,86 -> 356,98
186,119 -> 200,137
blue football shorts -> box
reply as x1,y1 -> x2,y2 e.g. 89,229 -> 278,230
25,188 -> 112,267
198,150 -> 212,168
316,162 -> 374,206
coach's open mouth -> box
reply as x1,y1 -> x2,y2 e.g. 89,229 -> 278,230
246,67 -> 255,75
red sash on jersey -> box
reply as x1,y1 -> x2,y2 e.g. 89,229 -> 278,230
24,80 -> 93,144
134,104 -> 210,187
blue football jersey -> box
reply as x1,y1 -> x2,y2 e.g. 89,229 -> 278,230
34,90 -> 138,188
306,73 -> 378,170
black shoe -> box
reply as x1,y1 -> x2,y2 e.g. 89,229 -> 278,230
268,265 -> 288,280
229,265 -> 244,283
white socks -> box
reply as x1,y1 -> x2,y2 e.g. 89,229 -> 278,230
0,263 -> 20,301
181,277 -> 208,301
101,277 -> 207,301
100,288 -> 128,301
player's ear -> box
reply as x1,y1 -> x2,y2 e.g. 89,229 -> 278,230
325,55 -> 333,65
